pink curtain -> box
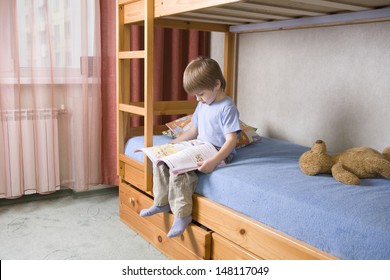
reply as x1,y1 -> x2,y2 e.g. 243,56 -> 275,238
0,1 -> 209,198
0,0 -> 102,198
100,0 -> 118,186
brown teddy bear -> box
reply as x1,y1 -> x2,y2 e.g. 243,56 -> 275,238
299,139 -> 390,185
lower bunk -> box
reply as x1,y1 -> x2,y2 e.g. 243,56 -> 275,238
119,136 -> 390,260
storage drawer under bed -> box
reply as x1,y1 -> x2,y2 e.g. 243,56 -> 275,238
119,180 -> 211,259
119,154 -> 148,192
211,233 -> 262,260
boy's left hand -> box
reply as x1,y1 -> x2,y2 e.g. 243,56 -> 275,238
197,159 -> 218,174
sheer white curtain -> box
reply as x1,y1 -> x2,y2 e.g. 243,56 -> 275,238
0,0 -> 101,198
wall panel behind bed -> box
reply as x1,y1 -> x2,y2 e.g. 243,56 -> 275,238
236,21 -> 390,152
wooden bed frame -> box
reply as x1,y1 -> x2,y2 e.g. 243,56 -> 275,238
116,0 -> 390,260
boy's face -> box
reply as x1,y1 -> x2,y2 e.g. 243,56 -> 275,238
191,81 -> 222,105
193,89 -> 217,105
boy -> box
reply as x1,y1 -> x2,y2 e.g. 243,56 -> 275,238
140,57 -> 241,238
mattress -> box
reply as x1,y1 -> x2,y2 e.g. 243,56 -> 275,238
124,135 -> 390,259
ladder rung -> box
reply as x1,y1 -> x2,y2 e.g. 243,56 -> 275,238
118,50 -> 145,59
118,0 -> 139,6
119,103 -> 146,116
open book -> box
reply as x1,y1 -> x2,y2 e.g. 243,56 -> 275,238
136,139 -> 225,175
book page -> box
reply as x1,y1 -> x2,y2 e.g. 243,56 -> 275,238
136,139 -> 207,165
161,142 -> 223,175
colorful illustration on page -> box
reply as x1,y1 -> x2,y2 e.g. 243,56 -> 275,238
194,153 -> 204,163
151,144 -> 177,159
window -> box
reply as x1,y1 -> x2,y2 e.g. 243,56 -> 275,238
15,0 -> 96,76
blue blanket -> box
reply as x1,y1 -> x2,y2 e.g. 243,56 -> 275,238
125,136 -> 390,259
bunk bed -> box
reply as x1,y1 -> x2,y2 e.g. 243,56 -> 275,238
116,0 -> 390,260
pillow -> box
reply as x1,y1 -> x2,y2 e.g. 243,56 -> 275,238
236,121 -> 261,149
164,114 -> 193,137
163,115 -> 261,148
162,129 -> 176,138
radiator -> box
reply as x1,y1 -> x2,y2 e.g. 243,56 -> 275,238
1,109 -> 60,198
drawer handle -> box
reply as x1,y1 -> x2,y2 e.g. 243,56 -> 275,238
128,197 -> 136,204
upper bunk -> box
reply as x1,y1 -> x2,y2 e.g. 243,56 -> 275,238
119,0 -> 390,33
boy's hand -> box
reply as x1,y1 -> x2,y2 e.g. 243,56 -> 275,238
197,159 -> 218,174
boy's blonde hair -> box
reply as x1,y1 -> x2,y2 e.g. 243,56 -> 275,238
183,57 -> 226,94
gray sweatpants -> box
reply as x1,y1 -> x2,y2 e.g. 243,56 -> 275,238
152,164 -> 198,217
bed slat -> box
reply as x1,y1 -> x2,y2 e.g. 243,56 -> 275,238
291,0 -> 369,11
155,0 -> 241,17
230,6 -> 390,33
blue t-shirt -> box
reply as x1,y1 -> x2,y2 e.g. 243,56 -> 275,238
191,96 -> 241,149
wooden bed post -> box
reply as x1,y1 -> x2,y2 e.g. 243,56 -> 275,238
116,2 -> 131,177
223,31 -> 237,103
144,0 -> 154,192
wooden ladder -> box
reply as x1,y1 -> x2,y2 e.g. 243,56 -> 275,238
116,0 -> 154,192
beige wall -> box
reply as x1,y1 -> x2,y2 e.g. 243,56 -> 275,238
219,21 -> 390,152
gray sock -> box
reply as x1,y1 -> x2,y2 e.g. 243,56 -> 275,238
139,204 -> 171,217
167,215 -> 192,238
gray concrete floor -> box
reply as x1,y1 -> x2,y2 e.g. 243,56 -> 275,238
0,187 -> 169,260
